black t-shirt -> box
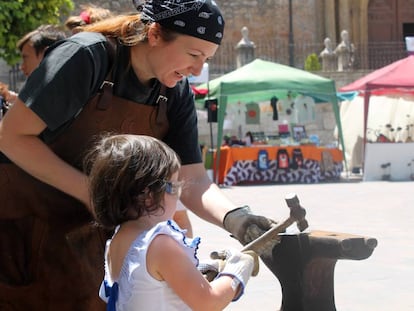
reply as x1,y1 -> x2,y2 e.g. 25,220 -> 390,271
17,32 -> 201,165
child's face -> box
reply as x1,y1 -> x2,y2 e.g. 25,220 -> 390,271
163,172 -> 182,218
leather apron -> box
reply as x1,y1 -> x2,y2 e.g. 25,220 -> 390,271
0,82 -> 169,311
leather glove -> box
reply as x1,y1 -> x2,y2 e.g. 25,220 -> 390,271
197,258 -> 226,282
216,248 -> 259,301
223,205 -> 276,245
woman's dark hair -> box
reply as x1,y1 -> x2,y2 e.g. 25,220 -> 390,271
84,134 -> 181,230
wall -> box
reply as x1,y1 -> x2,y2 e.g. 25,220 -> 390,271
70,0 -> 322,51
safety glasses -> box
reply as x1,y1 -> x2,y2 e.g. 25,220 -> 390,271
164,180 -> 184,197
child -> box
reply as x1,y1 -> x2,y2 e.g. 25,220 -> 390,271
84,134 -> 258,311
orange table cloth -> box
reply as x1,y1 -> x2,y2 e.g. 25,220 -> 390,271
213,145 -> 343,185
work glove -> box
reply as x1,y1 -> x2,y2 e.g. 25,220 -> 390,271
197,258 -> 226,282
211,249 -> 259,277
215,248 -> 260,301
223,205 -> 276,245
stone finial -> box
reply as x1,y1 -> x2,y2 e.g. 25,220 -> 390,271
319,37 -> 337,71
237,26 -> 255,48
334,30 -> 356,71
236,26 -> 255,68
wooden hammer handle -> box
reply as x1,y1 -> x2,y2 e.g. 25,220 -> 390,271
241,193 -> 308,255
241,217 -> 295,254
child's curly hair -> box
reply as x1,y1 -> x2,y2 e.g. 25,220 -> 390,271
84,134 -> 181,230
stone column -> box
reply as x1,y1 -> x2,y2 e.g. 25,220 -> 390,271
324,0 -> 337,46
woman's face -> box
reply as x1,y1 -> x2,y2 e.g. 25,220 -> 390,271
147,32 -> 219,88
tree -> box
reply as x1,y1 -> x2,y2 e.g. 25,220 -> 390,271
0,0 -> 74,65
304,53 -> 322,72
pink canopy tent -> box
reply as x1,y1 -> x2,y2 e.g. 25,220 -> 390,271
340,55 -> 414,148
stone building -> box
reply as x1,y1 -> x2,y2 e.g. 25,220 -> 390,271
66,0 -> 414,70
2,0 -> 414,152
2,0 -> 413,73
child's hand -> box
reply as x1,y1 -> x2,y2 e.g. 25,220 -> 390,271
197,258 -> 225,281
210,248 -> 259,276
213,248 -> 260,301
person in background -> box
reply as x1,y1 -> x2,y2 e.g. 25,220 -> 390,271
85,134 -> 258,310
64,3 -> 113,34
0,0 -> 274,308
223,135 -> 231,146
244,131 -> 254,146
0,24 -> 66,108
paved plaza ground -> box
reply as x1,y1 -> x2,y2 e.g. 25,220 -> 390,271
188,177 -> 414,311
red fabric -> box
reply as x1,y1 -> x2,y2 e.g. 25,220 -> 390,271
79,11 -> 91,24
190,85 -> 208,96
339,55 -> 414,157
340,55 -> 414,94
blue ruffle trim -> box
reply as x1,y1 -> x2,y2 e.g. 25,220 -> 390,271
164,219 -> 201,266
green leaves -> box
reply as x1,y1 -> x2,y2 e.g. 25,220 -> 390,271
304,53 -> 322,72
0,0 -> 74,65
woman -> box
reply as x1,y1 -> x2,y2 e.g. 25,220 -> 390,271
0,0 -> 273,309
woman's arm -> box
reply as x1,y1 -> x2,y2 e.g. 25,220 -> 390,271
179,162 -> 236,227
179,163 -> 276,245
0,99 -> 90,208
0,34 -> 110,211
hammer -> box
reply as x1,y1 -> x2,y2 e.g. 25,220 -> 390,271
240,193 -> 308,255
205,194 -> 308,281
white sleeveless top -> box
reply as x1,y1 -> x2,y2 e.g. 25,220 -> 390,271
99,220 -> 201,311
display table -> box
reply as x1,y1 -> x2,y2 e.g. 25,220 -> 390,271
214,145 -> 343,186
363,142 -> 414,181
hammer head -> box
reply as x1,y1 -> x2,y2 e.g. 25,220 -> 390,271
285,193 -> 308,231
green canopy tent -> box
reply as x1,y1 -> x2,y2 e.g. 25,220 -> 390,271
197,58 -> 346,180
